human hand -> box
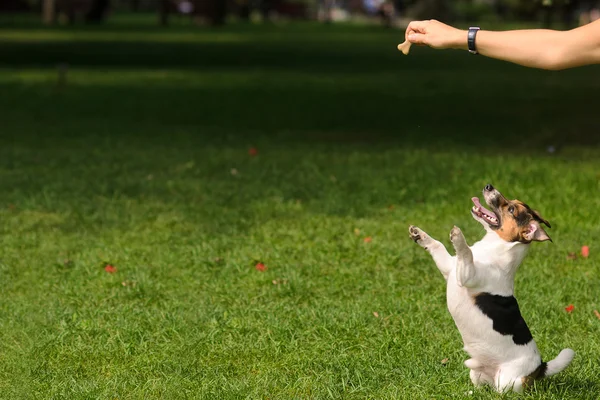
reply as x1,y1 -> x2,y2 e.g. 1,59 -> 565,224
405,20 -> 467,50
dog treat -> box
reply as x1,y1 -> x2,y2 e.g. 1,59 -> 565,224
397,40 -> 412,55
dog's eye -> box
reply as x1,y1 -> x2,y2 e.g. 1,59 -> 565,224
508,206 -> 515,214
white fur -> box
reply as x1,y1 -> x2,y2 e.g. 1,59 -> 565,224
409,196 -> 575,393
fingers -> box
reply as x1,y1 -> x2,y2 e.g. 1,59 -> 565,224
407,33 -> 427,45
405,20 -> 431,45
405,20 -> 430,35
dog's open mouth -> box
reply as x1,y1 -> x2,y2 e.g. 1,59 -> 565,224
471,197 -> 499,226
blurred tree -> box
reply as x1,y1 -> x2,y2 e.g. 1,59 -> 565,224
260,0 -> 272,20
237,0 -> 251,20
209,0 -> 227,25
85,0 -> 110,22
1,0 -> 31,11
42,0 -> 56,24
409,0 -> 452,21
540,0 -> 578,28
159,0 -> 170,25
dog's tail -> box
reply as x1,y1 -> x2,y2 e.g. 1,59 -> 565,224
543,348 -> 575,377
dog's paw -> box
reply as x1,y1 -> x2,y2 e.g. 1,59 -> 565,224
409,225 -> 422,242
450,226 -> 469,251
409,225 -> 431,248
449,226 -> 462,243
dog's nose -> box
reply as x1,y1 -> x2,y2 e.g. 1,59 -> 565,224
485,184 -> 494,192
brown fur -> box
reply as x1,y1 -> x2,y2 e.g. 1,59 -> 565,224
493,197 -> 550,243
521,362 -> 547,389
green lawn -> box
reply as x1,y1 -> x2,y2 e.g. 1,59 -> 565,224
0,16 -> 599,399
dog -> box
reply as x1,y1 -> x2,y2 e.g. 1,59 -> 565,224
408,184 -> 574,393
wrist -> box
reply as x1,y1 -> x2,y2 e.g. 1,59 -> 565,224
454,29 -> 469,50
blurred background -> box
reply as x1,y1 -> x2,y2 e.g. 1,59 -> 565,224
2,0 -> 600,28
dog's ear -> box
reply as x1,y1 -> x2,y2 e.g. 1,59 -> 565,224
531,209 -> 551,228
522,220 -> 552,243
521,202 -> 551,228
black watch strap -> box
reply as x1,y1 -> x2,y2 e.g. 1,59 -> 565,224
468,27 -> 480,54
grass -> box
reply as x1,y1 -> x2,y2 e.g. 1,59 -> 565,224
0,14 -> 599,399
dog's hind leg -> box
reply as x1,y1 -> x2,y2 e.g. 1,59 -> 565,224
494,368 -> 524,393
449,226 -> 477,288
470,368 -> 494,388
409,225 -> 453,280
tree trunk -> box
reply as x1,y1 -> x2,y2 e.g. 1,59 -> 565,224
260,0 -> 271,21
209,0 -> 227,25
86,0 -> 110,23
541,4 -> 553,28
409,0 -> 452,22
42,0 -> 56,24
159,0 -> 170,26
239,0 -> 250,21
562,0 -> 578,29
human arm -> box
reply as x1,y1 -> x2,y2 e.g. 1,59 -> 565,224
405,19 -> 600,70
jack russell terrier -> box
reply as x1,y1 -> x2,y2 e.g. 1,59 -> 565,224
409,184 -> 574,393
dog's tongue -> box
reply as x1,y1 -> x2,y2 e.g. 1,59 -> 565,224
472,197 -> 496,219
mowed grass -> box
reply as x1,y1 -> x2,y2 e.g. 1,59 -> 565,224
0,16 -> 600,399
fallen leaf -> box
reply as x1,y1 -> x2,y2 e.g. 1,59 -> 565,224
441,358 -> 449,364
582,245 -> 590,258
104,264 -> 117,274
565,304 -> 575,313
373,312 -> 379,318
255,262 -> 267,272
388,205 -> 394,210
230,168 -> 238,176
248,147 -> 258,156
363,236 -> 372,243
567,252 -> 577,260
594,310 -> 600,320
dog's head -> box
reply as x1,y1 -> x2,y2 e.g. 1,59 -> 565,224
471,184 -> 551,243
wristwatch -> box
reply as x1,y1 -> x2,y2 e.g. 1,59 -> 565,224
468,27 -> 480,54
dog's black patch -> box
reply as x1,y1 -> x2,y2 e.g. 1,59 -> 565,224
522,361 -> 548,387
514,211 -> 530,227
474,293 -> 533,345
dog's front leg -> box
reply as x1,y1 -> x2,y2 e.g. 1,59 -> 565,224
409,226 -> 452,280
450,226 -> 476,287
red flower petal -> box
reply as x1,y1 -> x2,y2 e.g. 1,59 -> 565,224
248,147 -> 258,156
582,245 -> 590,258
363,237 -> 372,243
104,264 -> 117,273
255,262 -> 267,272
565,304 -> 575,313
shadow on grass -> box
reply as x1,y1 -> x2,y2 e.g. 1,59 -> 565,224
1,22 -> 600,150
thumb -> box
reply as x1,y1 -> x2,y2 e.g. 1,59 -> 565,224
408,33 -> 427,45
